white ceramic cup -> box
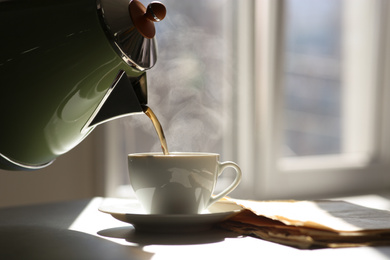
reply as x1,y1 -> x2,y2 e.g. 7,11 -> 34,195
128,152 -> 242,214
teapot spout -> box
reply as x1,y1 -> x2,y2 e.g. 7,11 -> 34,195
82,70 -> 147,132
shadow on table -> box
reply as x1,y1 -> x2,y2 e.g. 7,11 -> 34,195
0,225 -> 153,260
98,225 -> 241,246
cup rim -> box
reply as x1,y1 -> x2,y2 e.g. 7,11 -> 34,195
128,152 -> 220,157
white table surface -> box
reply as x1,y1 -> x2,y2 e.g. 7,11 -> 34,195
1,194 -> 390,260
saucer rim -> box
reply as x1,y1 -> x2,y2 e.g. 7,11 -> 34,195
98,199 -> 243,232
98,199 -> 243,217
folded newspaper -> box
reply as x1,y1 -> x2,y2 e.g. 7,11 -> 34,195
219,199 -> 390,249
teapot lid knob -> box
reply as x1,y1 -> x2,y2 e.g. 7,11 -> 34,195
129,0 -> 166,39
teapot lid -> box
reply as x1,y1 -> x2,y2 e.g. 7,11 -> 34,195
98,0 -> 166,71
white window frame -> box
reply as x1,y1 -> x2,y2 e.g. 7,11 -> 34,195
232,0 -> 390,200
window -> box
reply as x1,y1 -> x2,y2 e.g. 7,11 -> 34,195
250,0 -> 390,199
102,0 -> 390,200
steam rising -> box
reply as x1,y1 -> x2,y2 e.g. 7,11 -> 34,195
122,0 -> 232,154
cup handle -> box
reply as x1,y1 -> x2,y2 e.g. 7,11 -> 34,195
208,161 -> 242,206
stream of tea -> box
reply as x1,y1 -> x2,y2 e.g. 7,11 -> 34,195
142,105 -> 169,155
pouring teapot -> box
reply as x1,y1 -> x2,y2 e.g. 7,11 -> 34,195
0,0 -> 166,170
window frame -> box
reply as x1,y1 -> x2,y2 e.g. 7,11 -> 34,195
230,0 -> 390,200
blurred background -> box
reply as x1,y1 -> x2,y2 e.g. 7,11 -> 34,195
1,0 -> 390,207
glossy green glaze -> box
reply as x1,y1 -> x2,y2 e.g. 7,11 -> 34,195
0,0 -> 143,169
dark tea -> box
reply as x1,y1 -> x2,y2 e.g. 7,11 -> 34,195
142,105 -> 169,155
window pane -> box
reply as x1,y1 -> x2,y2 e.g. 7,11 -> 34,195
283,0 -> 343,157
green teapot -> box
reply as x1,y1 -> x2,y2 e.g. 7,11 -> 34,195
0,0 -> 166,170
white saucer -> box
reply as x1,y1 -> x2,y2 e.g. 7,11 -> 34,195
98,199 -> 243,233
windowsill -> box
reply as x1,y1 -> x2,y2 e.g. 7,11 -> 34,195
279,153 -> 374,172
